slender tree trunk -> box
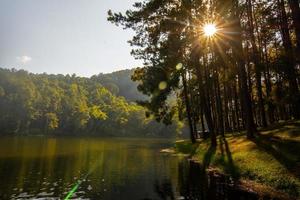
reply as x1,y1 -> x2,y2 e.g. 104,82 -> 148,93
246,0 -> 267,127
288,0 -> 300,62
233,80 -> 241,131
200,107 -> 206,133
278,0 -> 300,119
188,70 -> 199,139
192,50 -> 217,146
230,85 -> 237,131
215,71 -> 225,136
262,39 -> 275,124
231,0 -> 257,138
223,83 -> 231,131
181,71 -> 196,143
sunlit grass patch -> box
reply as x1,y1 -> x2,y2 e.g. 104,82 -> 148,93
260,120 -> 300,141
225,135 -> 299,196
176,121 -> 300,197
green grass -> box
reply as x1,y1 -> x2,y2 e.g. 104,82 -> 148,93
175,121 -> 300,197
174,140 -> 198,155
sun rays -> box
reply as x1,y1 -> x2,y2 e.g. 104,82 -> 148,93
203,23 -> 217,37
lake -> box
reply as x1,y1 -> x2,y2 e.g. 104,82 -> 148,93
0,136 -> 258,200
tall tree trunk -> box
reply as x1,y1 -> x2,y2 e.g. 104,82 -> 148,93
192,50 -> 217,146
181,71 -> 196,143
288,0 -> 300,62
231,0 -> 257,138
233,80 -> 240,131
200,107 -> 206,133
223,83 -> 231,131
230,88 -> 236,131
262,39 -> 275,124
278,0 -> 300,119
246,0 -> 267,127
215,71 -> 225,136
188,70 -> 199,139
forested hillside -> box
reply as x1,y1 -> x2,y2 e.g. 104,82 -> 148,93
0,68 -> 180,137
91,69 -> 147,101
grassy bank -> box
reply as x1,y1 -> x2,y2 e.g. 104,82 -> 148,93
175,121 -> 300,198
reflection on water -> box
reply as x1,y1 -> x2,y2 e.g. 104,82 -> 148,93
0,136 -> 258,200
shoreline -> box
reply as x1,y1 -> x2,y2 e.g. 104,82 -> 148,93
162,147 -> 297,199
169,121 -> 300,199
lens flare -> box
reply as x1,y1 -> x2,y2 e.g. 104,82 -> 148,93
176,63 -> 183,70
159,81 -> 167,90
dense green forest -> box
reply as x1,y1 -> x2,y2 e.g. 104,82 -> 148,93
108,0 -> 300,144
0,68 -> 181,137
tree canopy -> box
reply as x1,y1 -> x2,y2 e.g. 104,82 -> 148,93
0,68 -> 181,137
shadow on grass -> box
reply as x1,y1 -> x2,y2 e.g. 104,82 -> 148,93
223,138 -> 240,179
202,144 -> 216,170
218,137 -> 240,180
230,121 -> 300,139
259,121 -> 300,138
251,133 -> 300,178
201,138 -> 240,180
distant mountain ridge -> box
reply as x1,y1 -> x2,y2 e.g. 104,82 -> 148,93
91,69 -> 147,102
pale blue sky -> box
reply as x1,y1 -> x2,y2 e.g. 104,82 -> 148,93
0,0 -> 142,77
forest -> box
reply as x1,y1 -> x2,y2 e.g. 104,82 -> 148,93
108,0 -> 300,144
0,68 -> 180,137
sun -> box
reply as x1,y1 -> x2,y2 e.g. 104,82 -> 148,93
203,23 -> 217,37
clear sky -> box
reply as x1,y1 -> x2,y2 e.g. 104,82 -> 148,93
0,0 -> 142,77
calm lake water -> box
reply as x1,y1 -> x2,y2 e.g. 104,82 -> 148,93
0,136 -> 258,200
